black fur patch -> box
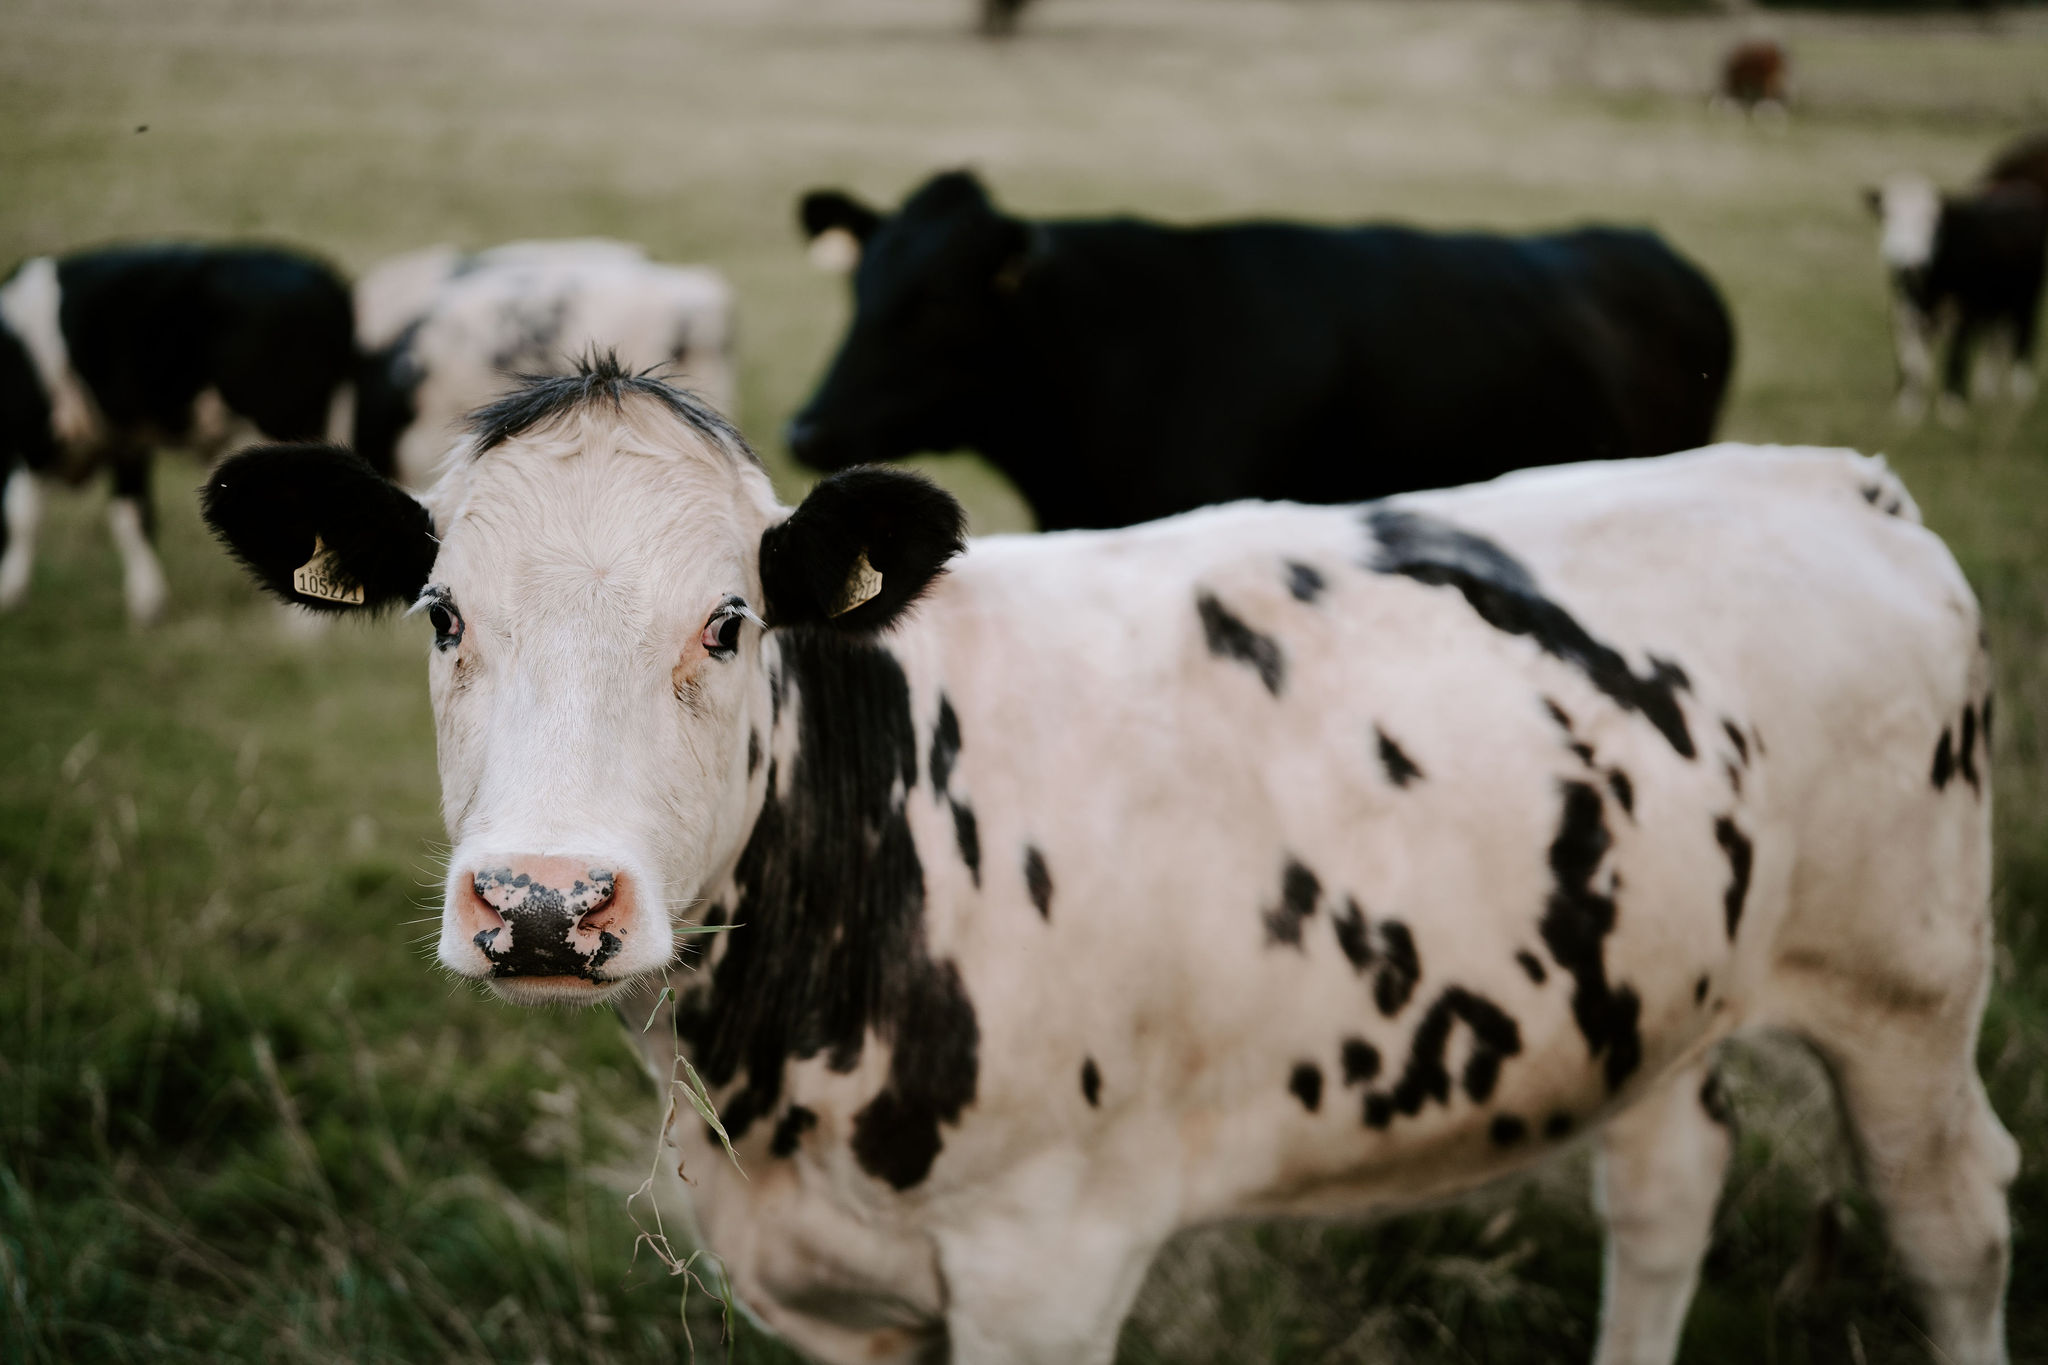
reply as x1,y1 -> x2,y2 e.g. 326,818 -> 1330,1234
1932,727 -> 1955,790
1331,896 -> 1372,971
1694,974 -> 1710,1005
1699,1071 -> 1733,1127
1023,845 -> 1053,920
1340,1036 -> 1381,1085
1722,718 -> 1749,766
951,799 -> 981,886
1375,726 -> 1425,788
1539,780 -> 1642,1094
1080,1057 -> 1101,1108
770,1105 -> 818,1157
747,728 -> 762,777
469,350 -> 753,462
1289,1063 -> 1324,1113
1197,591 -> 1285,696
1543,1112 -> 1574,1140
1607,769 -> 1634,816
1365,507 -> 1695,758
1263,859 -> 1321,948
201,443 -> 438,613
1714,817 -> 1753,940
930,695 -> 961,795
1515,950 -> 1547,985
1373,920 -> 1420,1017
760,466 -> 967,633
672,630 -> 977,1191
1285,560 -> 1326,603
1958,703 -> 1980,796
1364,985 -> 1523,1121
1365,1094 -> 1395,1129
1490,1114 -> 1528,1147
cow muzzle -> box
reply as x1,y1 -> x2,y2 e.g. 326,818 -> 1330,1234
443,854 -> 668,1003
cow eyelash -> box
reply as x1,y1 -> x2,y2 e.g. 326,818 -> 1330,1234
701,596 -> 761,660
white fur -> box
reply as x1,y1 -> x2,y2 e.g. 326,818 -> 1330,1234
414,421 -> 2011,1365
353,241 -> 736,489
1875,176 -> 1941,270
0,256 -> 100,453
0,467 -> 40,608
107,497 -> 166,626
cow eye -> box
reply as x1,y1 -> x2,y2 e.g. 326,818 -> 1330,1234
702,610 -> 744,658
426,597 -> 463,650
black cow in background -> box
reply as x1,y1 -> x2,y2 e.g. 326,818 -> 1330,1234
788,172 -> 1734,531
0,244 -> 352,622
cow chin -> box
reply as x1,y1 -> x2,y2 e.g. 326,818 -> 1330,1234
486,974 -> 635,1008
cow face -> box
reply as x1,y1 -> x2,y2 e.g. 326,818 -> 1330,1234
1867,176 -> 1943,307
204,361 -> 964,1007
786,171 -> 1039,471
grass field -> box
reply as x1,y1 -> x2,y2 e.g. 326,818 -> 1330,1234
3,1 -> 2048,1361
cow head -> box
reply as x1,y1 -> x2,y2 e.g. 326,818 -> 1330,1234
786,170 -> 1042,472
1866,175 -> 1943,309
204,356 -> 965,1006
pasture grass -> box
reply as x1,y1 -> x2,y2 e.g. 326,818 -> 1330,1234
2,1 -> 2047,1360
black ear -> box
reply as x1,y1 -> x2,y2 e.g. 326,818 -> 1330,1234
799,190 -> 883,244
759,467 -> 966,632
201,443 -> 438,613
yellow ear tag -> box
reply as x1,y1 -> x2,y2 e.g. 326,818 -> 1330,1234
830,549 -> 883,617
292,536 -> 365,606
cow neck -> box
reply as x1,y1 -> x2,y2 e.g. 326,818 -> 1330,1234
671,626 -> 979,1185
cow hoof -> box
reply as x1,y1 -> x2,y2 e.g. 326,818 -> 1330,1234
125,567 -> 168,627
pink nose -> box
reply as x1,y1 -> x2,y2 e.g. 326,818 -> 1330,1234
452,856 -> 636,980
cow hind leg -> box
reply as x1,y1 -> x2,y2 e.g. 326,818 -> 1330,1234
0,463 -> 41,609
1590,1053 -> 1733,1365
107,452 -> 167,625
1809,1011 -> 2016,1364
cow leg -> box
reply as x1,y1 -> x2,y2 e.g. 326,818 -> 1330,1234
1890,301 -> 1935,421
1811,1019 -> 2016,1364
0,463 -> 41,609
107,450 -> 167,625
1939,318 -> 1978,425
2010,297 -> 2039,404
1590,1052 -> 1732,1365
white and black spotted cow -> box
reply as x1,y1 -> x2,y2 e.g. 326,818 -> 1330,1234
201,357 -> 2014,1365
0,243 -> 353,623
351,239 -> 736,489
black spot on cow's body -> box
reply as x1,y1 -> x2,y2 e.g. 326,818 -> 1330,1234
1722,718 -> 1749,766
1695,974 -> 1710,1006
1286,560 -> 1327,604
1571,741 -> 1597,766
1539,780 -> 1642,1094
1332,896 -> 1372,971
1364,1093 -> 1395,1129
1373,920 -> 1420,1016
1714,817 -> 1753,940
1365,507 -> 1695,759
1490,1114 -> 1528,1147
1376,727 -> 1425,788
1080,1057 -> 1102,1108
951,799 -> 981,887
1263,859 -> 1321,948
1932,727 -> 1955,790
1367,985 -> 1523,1121
671,630 -> 977,1191
1515,950 -> 1548,985
770,1105 -> 818,1157
929,695 -> 961,796
1543,1112 -> 1574,1140
1341,1036 -> 1382,1085
1197,591 -> 1285,696
1699,1071 -> 1733,1128
1724,761 -> 1743,796
747,728 -> 762,777
1958,703 -> 1980,795
1023,845 -> 1053,919
1606,769 -> 1634,816
1543,697 -> 1573,732
1289,1063 -> 1324,1113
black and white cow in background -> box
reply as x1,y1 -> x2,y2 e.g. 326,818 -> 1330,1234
352,238 -> 736,488
1867,131 -> 2048,422
786,171 -> 1734,530
0,243 -> 353,623
202,357 -> 2013,1365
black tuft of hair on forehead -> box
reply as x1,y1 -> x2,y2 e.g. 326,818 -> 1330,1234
467,348 -> 757,464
